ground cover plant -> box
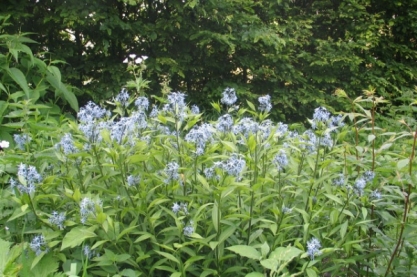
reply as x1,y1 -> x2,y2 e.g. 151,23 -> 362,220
0,77 -> 417,276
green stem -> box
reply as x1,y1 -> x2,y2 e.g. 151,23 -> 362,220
304,137 -> 322,213
92,144 -> 110,189
384,126 -> 417,276
247,137 -> 259,245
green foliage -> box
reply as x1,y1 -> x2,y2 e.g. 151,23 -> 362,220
0,15 -> 78,146
1,1 -> 417,121
1,73 -> 417,277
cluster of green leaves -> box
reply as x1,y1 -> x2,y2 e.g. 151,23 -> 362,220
0,15 -> 78,147
1,0 -> 417,121
0,73 -> 416,277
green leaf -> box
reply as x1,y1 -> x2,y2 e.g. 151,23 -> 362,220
46,73 -> 78,111
324,193 -> 343,205
7,67 -> 30,98
212,201 -> 219,232
61,226 -> 96,250
226,245 -> 261,260
245,273 -> 264,277
397,158 -> 409,170
269,246 -> 303,262
7,204 -> 30,222
306,268 -> 318,277
246,100 -> 256,112
155,250 -> 180,264
340,220 -> 348,239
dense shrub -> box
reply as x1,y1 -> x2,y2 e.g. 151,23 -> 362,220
0,76 -> 416,276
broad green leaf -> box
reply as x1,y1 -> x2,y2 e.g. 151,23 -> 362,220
7,67 -> 30,98
226,245 -> 261,260
269,246 -> 303,261
120,268 -> 138,277
46,73 -> 78,111
47,65 -> 62,83
367,134 -> 375,143
246,100 -> 256,111
306,268 -> 318,277
0,238 -> 11,273
397,158 -> 409,170
61,226 -> 96,250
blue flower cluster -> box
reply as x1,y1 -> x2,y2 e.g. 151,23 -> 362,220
185,123 -> 214,156
258,95 -> 272,112
164,162 -> 180,184
307,237 -> 322,260
273,149 -> 288,171
80,197 -> 102,224
30,235 -> 48,256
55,133 -> 77,155
115,88 -> 130,107
221,87 -> 237,106
9,164 -> 42,195
14,133 -> 31,150
49,211 -> 66,230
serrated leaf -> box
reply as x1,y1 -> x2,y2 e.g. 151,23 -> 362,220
61,226 -> 96,250
227,245 -> 261,260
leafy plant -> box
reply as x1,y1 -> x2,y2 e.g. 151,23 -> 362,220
1,71 -> 417,276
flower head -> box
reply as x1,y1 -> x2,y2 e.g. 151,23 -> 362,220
273,149 -> 288,171
55,133 -> 77,155
332,174 -> 345,187
233,117 -> 259,137
221,87 -> 237,106
135,96 -> 149,111
183,221 -> 194,237
307,237 -> 322,260
216,114 -> 234,133
49,211 -> 66,230
0,140 -> 9,149
80,197 -> 101,224
78,101 -> 108,123
370,189 -> 382,200
14,133 -> 31,150
220,154 -> 246,178
30,235 -> 48,256
18,163 -> 42,186
164,162 -> 180,184
313,107 -> 330,122
258,95 -> 272,112
363,171 -> 375,183
354,178 -> 366,196
191,105 -> 200,115
185,123 -> 214,156
115,88 -> 130,107
127,175 -> 140,187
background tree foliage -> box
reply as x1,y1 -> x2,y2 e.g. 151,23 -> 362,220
1,0 -> 416,121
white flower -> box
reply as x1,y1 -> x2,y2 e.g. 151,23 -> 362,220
0,140 -> 9,149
